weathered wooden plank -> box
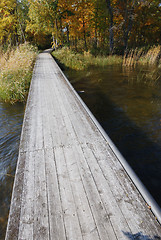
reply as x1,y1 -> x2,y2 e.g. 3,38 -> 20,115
44,148 -> 66,240
81,143 -> 135,239
18,80 -> 36,152
33,150 -> 50,240
50,74 -> 79,147
34,74 -> 44,150
41,92 -> 54,149
18,151 -> 34,240
90,142 -> 161,237
5,152 -> 26,240
52,70 -> 101,146
43,77 -> 62,148
19,57 -> 42,152
47,71 -> 78,148
42,63 -> 68,148
90,143 -> 145,231
53,77 -> 92,145
72,144 -> 118,240
63,145 -> 100,240
54,146 -> 83,240
44,67 -> 104,239
48,71 -> 126,239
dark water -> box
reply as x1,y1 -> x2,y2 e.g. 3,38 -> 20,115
65,65 -> 161,208
0,102 -> 24,240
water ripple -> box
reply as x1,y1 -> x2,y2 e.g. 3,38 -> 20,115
0,101 -> 24,239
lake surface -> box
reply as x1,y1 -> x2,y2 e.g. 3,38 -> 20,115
65,65 -> 161,208
0,64 -> 161,239
0,102 -> 24,240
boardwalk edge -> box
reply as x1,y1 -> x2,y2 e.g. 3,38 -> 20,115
51,51 -> 161,225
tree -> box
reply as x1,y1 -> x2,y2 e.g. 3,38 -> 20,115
0,0 -> 18,46
26,0 -> 53,48
130,0 -> 161,47
105,0 -> 114,53
1,0 -> 160,52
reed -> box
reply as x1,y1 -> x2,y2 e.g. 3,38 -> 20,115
123,48 -> 144,67
122,46 -> 161,85
0,43 -> 38,104
136,68 -> 161,86
139,46 -> 161,65
123,45 -> 161,67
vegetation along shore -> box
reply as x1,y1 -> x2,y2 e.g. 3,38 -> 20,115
0,43 -> 38,104
0,0 -> 161,102
52,45 -> 161,71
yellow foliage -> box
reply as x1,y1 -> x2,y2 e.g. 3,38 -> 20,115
0,0 -> 17,44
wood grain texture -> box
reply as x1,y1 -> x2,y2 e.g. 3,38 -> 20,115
5,50 -> 161,240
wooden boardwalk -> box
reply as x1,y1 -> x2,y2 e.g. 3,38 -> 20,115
6,50 -> 161,240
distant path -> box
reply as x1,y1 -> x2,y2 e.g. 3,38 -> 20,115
5,50 -> 161,240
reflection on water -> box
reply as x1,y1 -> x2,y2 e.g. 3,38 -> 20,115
0,102 -> 24,240
65,65 -> 161,207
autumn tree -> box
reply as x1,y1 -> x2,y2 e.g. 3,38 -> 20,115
0,0 -> 18,46
1,0 -> 160,52
26,0 -> 54,48
130,0 -> 161,47
16,0 -> 29,43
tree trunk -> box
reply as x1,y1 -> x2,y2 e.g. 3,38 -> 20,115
19,21 -> 26,43
94,6 -> 98,49
105,0 -> 114,54
66,25 -> 70,47
74,37 -> 78,51
83,16 -> 87,51
95,27 -> 98,48
59,17 -> 64,44
123,0 -> 135,50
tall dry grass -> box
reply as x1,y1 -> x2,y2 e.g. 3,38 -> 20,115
139,46 -> 161,65
0,43 -> 38,103
123,46 -> 161,85
123,45 -> 161,67
123,48 -> 144,67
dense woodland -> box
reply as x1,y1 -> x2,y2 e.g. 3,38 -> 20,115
0,0 -> 161,54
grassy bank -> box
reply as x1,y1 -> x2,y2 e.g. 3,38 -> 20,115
52,47 -> 122,71
52,46 -> 161,86
53,45 -> 161,70
0,43 -> 38,104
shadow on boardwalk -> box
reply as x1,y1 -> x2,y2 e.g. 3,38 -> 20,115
123,231 -> 161,240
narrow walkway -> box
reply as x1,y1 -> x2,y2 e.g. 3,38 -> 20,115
6,50 -> 161,240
